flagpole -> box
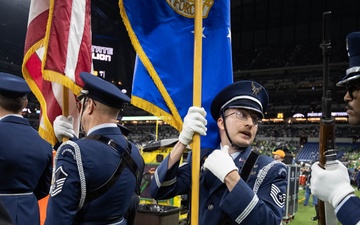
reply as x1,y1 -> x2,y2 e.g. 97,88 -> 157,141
62,86 -> 69,142
155,119 -> 159,141
191,0 -> 203,225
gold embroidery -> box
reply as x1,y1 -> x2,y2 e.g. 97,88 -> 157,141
166,0 -> 214,18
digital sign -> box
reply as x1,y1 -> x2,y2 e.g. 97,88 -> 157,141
306,112 -> 348,117
92,45 -> 113,62
91,35 -> 135,96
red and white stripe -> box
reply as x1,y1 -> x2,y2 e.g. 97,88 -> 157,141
22,0 -> 92,145
43,0 -> 92,87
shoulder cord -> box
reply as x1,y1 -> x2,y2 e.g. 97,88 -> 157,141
54,141 -> 87,210
54,136 -> 141,211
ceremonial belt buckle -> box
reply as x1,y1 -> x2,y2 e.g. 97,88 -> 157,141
107,139 -> 117,149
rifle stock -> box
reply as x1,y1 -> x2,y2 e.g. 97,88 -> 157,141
318,113 -> 337,225
317,11 -> 338,225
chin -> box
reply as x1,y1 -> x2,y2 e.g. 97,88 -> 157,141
348,117 -> 360,126
236,141 -> 251,148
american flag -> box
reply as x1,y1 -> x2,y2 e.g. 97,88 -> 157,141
22,0 -> 92,145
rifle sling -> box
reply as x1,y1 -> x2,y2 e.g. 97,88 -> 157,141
220,150 -> 260,225
84,135 -> 140,203
240,150 -> 260,182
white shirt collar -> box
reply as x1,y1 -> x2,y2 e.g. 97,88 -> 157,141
87,123 -> 117,136
0,114 -> 23,120
220,143 -> 240,160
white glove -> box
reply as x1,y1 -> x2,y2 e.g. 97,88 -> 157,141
54,115 -> 75,142
203,145 -> 238,182
311,160 -> 354,208
178,106 -> 207,145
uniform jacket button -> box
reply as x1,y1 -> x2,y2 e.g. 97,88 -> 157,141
208,204 -> 214,210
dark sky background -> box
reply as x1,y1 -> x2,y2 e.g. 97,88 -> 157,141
0,0 -> 135,95
1,0 -> 360,98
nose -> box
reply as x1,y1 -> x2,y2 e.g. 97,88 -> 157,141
245,116 -> 255,126
344,91 -> 351,102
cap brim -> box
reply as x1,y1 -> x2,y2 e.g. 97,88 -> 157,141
337,73 -> 360,86
226,99 -> 264,118
0,72 -> 30,95
80,72 -> 130,108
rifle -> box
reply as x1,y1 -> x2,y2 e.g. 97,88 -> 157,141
318,11 -> 338,225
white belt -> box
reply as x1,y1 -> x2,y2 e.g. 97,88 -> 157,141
108,217 -> 125,225
0,192 -> 33,196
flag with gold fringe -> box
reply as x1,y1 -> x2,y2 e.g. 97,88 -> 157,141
22,0 -> 92,145
119,0 -> 233,148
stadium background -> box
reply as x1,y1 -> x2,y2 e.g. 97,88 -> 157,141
1,0 -> 360,170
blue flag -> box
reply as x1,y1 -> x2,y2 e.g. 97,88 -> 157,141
119,0 -> 233,149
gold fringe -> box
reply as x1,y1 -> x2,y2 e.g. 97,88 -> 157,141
22,39 -> 57,146
131,96 -> 182,131
41,0 -> 54,76
43,70 -> 82,95
119,0 -> 183,131
41,0 -> 82,96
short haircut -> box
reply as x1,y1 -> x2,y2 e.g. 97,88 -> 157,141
0,95 -> 27,113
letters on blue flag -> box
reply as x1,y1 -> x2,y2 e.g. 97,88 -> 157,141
119,0 -> 233,149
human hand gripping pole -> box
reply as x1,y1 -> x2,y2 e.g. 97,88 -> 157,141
203,145 -> 238,182
178,106 -> 207,145
53,115 -> 75,142
311,160 -> 354,208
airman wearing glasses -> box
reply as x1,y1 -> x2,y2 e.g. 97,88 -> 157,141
311,32 -> 360,225
150,80 -> 288,225
46,72 -> 144,225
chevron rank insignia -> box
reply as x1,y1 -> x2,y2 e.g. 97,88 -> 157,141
50,166 -> 68,197
270,184 -> 286,208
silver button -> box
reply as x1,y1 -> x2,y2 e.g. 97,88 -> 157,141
208,204 -> 214,210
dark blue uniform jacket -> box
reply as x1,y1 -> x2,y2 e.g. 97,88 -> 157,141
45,126 -> 144,225
336,195 -> 360,225
150,146 -> 287,225
0,115 -> 52,225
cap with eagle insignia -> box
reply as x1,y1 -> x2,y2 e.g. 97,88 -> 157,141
77,72 -> 130,109
210,80 -> 269,120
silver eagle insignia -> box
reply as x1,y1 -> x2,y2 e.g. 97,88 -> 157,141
251,82 -> 262,96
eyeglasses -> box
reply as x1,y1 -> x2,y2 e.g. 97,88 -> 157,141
76,98 -> 96,112
76,99 -> 86,112
346,83 -> 360,99
225,111 -> 262,125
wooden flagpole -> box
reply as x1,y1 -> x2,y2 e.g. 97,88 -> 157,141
40,85 -> 69,225
62,86 -> 69,142
155,119 -> 159,141
191,0 -> 203,224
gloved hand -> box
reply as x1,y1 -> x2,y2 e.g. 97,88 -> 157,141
311,160 -> 354,208
54,115 -> 75,142
178,106 -> 207,145
203,145 -> 238,182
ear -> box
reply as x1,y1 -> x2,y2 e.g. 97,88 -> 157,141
23,99 -> 28,108
217,117 -> 225,131
87,99 -> 95,114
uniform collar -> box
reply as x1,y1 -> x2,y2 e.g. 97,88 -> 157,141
87,123 -> 117,136
0,114 -> 23,120
219,143 -> 244,160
